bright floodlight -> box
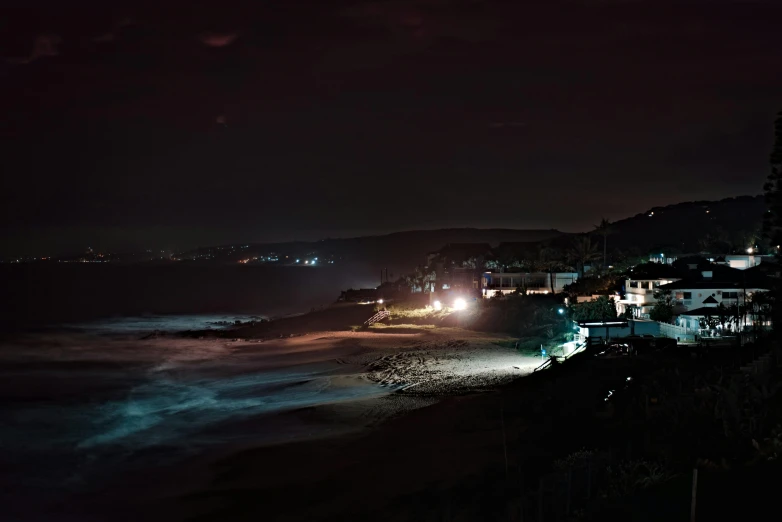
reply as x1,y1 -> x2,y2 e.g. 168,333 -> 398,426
453,297 -> 467,311
377,299 -> 384,304
558,308 -> 565,314
747,247 -> 754,254
433,300 -> 442,311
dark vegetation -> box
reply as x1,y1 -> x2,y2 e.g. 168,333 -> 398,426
173,194 -> 766,280
486,337 -> 782,521
383,112 -> 782,521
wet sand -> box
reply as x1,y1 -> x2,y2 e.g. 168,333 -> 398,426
2,323 -> 539,521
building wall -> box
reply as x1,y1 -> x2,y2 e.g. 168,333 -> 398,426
722,254 -> 770,270
481,272 -> 578,296
672,288 -> 765,310
579,320 -> 660,339
616,277 -> 679,317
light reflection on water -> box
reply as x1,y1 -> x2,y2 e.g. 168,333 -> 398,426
78,369 -> 392,449
64,313 -> 268,334
2,316 -> 396,504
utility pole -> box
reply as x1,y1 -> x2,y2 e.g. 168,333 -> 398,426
690,467 -> 698,522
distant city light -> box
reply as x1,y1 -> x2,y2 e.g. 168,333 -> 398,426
433,300 -> 442,311
304,260 -> 309,264
453,297 -> 467,311
296,259 -> 300,263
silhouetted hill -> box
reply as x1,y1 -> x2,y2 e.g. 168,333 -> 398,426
176,195 -> 766,275
319,229 -> 562,269
179,229 -> 563,275
606,195 -> 765,255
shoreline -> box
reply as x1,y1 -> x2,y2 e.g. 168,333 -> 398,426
1,312 -> 543,521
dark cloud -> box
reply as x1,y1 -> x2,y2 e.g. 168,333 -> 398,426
93,33 -> 116,43
199,32 -> 239,47
0,0 -> 781,256
6,33 -> 61,64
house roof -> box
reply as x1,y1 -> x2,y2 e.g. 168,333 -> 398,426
660,280 -> 769,290
680,306 -> 724,317
702,295 -> 719,304
658,265 -> 772,291
629,263 -> 682,279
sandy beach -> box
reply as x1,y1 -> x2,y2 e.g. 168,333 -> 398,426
1,310 -> 540,521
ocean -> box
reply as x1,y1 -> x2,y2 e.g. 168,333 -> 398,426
0,264 -> 393,520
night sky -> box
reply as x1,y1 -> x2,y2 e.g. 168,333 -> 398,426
2,0 -> 781,256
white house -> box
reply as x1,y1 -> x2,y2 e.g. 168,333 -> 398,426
657,270 -> 769,312
481,271 -> 578,297
647,253 -> 774,270
616,276 -> 680,318
711,254 -> 774,270
676,307 -> 734,333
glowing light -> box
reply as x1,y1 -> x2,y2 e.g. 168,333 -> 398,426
558,308 -> 565,314
377,299 -> 384,304
296,259 -> 300,263
747,248 -> 754,254
453,298 -> 467,311
433,300 -> 442,311
304,260 -> 309,264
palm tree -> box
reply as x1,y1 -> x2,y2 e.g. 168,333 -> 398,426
537,246 -> 568,293
405,266 -> 436,293
567,235 -> 600,277
594,218 -> 614,269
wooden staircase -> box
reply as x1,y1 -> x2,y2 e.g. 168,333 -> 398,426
364,310 -> 390,326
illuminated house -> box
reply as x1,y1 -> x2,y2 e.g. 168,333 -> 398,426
427,243 -> 492,293
481,271 -> 578,297
657,269 -> 770,313
615,276 -> 681,318
710,254 -> 774,270
649,252 -> 775,270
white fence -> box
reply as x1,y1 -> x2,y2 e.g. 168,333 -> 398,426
657,321 -> 696,342
581,320 -> 696,343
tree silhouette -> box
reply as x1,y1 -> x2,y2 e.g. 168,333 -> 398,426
649,289 -> 675,323
536,246 -> 568,293
594,218 -> 614,269
763,110 -> 782,249
567,235 -> 600,277
405,266 -> 436,293
762,110 -> 782,329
